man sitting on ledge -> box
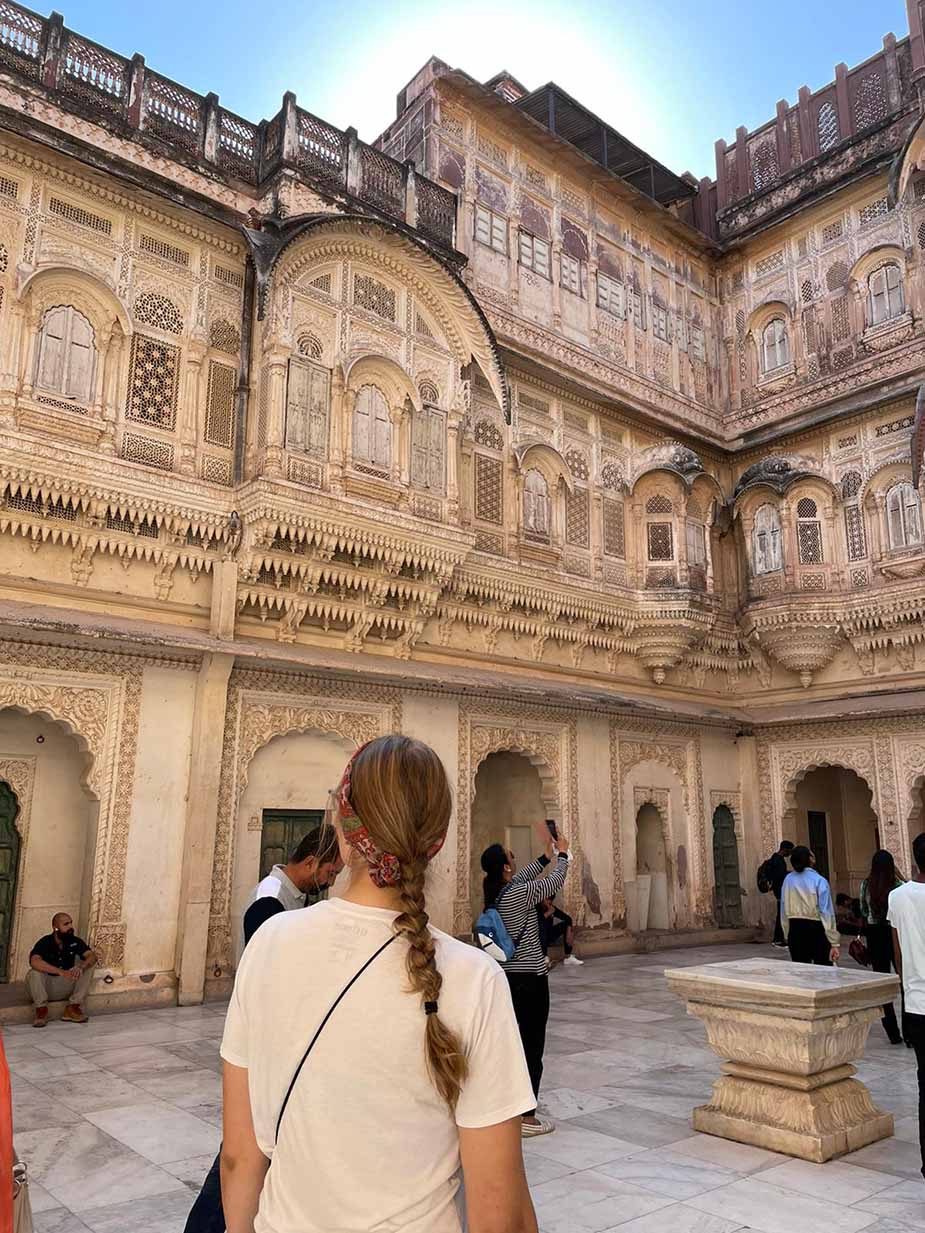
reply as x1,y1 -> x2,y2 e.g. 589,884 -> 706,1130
28,913 -> 96,1027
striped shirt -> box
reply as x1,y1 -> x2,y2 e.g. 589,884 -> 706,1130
494,853 -> 571,975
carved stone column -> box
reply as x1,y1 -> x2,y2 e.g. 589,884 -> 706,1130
328,363 -> 346,493
18,307 -> 41,402
98,327 -> 122,455
0,300 -> 26,404
446,410 -> 463,521
779,503 -> 797,586
175,652 -> 234,1005
871,493 -> 888,564
263,346 -> 288,478
177,340 -> 205,477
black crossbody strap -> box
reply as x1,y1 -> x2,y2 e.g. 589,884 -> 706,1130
274,934 -> 397,1143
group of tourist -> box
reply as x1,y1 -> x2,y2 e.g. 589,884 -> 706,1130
23,746 -> 925,1232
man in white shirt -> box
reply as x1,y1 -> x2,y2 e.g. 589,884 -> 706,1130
888,831 -> 925,1181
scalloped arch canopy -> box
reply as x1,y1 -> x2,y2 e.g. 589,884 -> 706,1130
243,212 -> 510,421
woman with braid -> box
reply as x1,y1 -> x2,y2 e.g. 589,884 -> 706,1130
221,735 -> 538,1233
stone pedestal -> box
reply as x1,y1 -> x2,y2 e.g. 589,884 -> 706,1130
665,957 -> 899,1162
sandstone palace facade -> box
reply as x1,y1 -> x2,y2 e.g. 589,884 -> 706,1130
0,0 -> 923,1009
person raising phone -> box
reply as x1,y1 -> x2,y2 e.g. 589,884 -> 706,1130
480,820 -> 572,1137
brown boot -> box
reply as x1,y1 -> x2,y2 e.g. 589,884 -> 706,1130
32,1007 -> 48,1028
62,1004 -> 87,1024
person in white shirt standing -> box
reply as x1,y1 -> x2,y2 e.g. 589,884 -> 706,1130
780,846 -> 840,965
220,735 -> 538,1233
888,831 -> 925,1181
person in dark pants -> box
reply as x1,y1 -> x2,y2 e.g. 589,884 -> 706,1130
781,845 -> 840,966
768,840 -> 795,947
480,822 -> 571,1137
889,832 -> 925,1180
183,826 -> 342,1233
861,849 -> 905,1045
538,897 -> 583,966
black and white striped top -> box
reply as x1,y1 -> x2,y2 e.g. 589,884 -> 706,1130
494,853 -> 571,975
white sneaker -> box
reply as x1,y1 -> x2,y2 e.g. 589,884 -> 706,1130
563,955 -> 584,966
521,1117 -> 555,1137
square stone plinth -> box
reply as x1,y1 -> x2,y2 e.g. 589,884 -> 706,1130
665,957 -> 900,1162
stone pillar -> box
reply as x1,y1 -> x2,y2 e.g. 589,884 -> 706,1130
446,410 -> 462,520
328,364 -> 346,493
263,348 -> 288,478
174,652 -> 234,1005
179,340 -> 205,477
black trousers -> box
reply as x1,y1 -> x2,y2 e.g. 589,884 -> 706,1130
773,894 -> 785,944
539,910 -> 574,955
183,1151 -> 224,1233
866,920 -> 904,1042
904,1011 -> 925,1178
506,971 -> 550,1117
787,918 -> 832,965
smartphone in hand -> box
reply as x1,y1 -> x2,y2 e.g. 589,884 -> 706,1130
545,819 -> 558,840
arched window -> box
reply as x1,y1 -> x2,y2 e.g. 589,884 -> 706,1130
868,264 -> 904,327
761,319 -> 790,374
753,504 -> 782,574
36,305 -> 95,403
523,469 -> 550,540
796,496 -> 823,564
352,385 -> 390,470
841,471 -> 866,561
887,482 -> 922,550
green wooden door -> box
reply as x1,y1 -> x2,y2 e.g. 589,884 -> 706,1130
260,809 -> 326,901
712,805 -> 742,928
0,783 -> 21,981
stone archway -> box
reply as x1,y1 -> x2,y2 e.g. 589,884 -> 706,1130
906,773 -> 925,855
784,763 -> 880,895
633,792 -> 671,931
207,678 -> 399,982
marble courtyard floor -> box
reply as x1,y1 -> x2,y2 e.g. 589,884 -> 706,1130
7,941 -> 925,1232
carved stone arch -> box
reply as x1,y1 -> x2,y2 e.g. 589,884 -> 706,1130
779,752 -> 879,829
247,214 -> 509,418
345,352 -> 421,413
906,769 -> 925,831
710,790 -> 744,841
513,441 -> 574,493
470,737 -> 561,817
746,298 -> 794,336
630,441 -> 706,493
19,265 -> 130,339
859,455 -> 918,511
849,243 -> 907,290
783,475 -> 839,516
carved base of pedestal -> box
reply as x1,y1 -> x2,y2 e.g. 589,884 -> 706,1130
695,1071 -> 893,1162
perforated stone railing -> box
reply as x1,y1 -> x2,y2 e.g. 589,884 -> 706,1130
714,33 -> 914,230
0,0 -> 456,249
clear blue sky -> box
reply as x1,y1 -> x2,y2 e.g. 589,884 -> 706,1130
49,0 -> 908,179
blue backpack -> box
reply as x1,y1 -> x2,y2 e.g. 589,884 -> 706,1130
474,889 -> 527,962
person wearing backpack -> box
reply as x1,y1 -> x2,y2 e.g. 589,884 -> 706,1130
760,840 -> 794,947
479,824 -> 572,1138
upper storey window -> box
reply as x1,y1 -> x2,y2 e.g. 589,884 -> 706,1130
560,253 -> 583,296
519,231 -> 550,279
286,356 -> 330,456
868,264 -> 904,327
753,503 -> 782,574
761,319 -> 790,374
36,305 -> 95,403
474,204 -> 507,254
796,497 -> 823,564
523,469 -> 550,540
353,384 -> 390,471
887,482 -> 922,550
596,272 -> 625,318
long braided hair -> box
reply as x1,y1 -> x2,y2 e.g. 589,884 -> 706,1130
347,735 -> 468,1110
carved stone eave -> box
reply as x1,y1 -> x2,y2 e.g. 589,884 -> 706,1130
630,440 -> 707,491
633,606 -> 710,685
733,453 -> 826,500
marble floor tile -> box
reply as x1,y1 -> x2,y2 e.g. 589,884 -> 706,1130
669,1134 -> 789,1175
522,1150 -> 579,1188
28,1179 -> 63,1213
686,1178 -> 880,1233
15,1123 -> 187,1212
599,1204 -> 746,1233
533,1169 -> 674,1232
889,1116 -> 919,1143
159,1040 -> 223,1073
31,1072 -> 151,1115
132,1067 -> 222,1109
9,1053 -> 99,1081
76,1188 -> 196,1233
11,1077 -> 83,1132
758,1158 -> 899,1205
567,1103 -> 693,1149
540,1087 -> 618,1119
596,1086 -> 704,1120
85,1101 -> 221,1164
526,1124 -> 644,1169
844,1137 -> 925,1181
34,1212 -> 93,1232
79,1044 -> 198,1078
594,1148 -> 738,1200
160,1153 -> 217,1189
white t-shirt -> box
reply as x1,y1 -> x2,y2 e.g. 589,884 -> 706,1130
221,897 -> 535,1233
887,880 -> 925,1014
